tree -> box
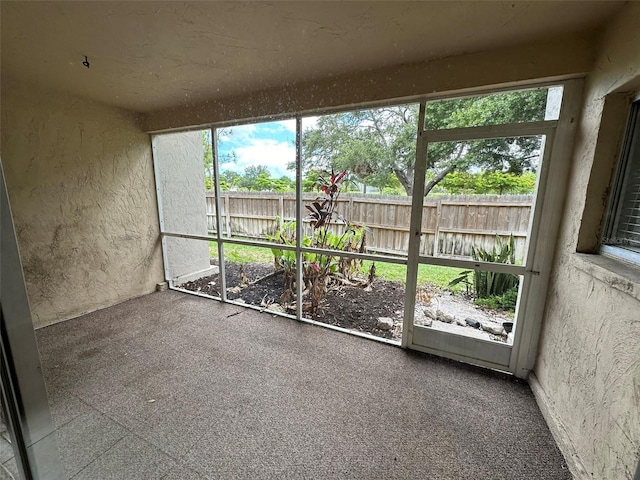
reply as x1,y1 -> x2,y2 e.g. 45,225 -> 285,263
272,176 -> 295,192
219,170 -> 241,190
236,165 -> 270,190
302,169 -> 323,192
439,171 -> 537,195
202,129 -> 235,190
232,166 -> 295,192
300,106 -> 416,194
300,89 -> 548,196
203,130 -> 214,190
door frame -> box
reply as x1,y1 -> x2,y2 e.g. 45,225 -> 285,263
0,161 -> 64,479
401,79 -> 583,378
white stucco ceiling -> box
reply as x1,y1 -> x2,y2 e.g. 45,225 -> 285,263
1,1 -> 624,113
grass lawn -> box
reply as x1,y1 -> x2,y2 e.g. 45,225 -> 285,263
360,261 -> 465,291
210,242 -> 274,264
210,242 -> 465,291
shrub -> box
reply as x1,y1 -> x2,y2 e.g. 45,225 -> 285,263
475,286 -> 519,311
448,235 -> 520,312
268,170 -> 369,311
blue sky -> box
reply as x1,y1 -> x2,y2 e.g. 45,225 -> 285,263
218,119 -> 296,179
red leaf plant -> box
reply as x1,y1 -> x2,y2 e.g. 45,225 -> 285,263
270,169 -> 372,314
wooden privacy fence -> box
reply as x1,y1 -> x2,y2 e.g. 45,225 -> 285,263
206,192 -> 533,260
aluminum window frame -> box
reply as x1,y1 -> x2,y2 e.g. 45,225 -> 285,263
602,98 -> 640,266
151,79 -> 581,374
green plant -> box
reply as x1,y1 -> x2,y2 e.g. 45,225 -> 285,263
448,235 -> 519,310
268,170 -> 368,311
267,220 -> 298,295
305,170 -> 368,296
474,286 -> 519,312
471,235 -> 518,298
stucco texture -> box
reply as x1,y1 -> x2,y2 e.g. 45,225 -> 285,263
1,77 -> 164,328
152,131 -> 211,280
536,3 -> 640,479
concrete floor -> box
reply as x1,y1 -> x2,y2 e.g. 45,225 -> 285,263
11,291 -> 571,479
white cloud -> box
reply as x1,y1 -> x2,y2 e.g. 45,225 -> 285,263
232,139 -> 296,179
302,116 -> 318,131
271,119 -> 296,133
225,123 -> 257,143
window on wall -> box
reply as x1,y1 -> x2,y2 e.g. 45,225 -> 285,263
602,99 -> 640,265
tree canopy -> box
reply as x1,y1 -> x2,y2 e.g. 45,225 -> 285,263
300,88 -> 548,196
216,167 -> 295,192
437,171 -> 536,195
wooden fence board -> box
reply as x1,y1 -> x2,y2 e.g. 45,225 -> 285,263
204,192 -> 533,260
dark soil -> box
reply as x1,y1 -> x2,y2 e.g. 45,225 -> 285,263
178,262 -> 405,340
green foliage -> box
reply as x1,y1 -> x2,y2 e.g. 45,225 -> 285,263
272,176 -> 296,192
267,170 -> 368,310
218,170 -> 240,191
425,89 -> 546,128
300,88 -> 548,197
380,186 -> 406,195
474,286 -> 519,312
300,106 -> 418,194
471,235 -> 519,299
268,219 -> 367,309
439,171 -> 536,195
302,169 -> 322,192
222,166 -> 296,192
473,234 -> 516,267
203,129 -> 234,191
203,131 -> 214,190
267,221 -> 298,273
448,235 -> 520,312
237,165 -> 269,190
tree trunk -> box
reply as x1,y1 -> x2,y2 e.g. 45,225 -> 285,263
422,143 -> 466,196
423,165 -> 456,196
392,167 -> 413,196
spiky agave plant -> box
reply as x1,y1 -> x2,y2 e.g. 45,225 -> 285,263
448,234 -> 519,300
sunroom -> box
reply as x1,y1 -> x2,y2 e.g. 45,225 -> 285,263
1,2 -> 638,479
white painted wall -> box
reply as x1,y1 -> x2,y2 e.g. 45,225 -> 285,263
152,131 -> 213,282
536,3 -> 640,479
0,77 -> 164,328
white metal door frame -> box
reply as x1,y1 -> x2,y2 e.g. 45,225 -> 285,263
402,79 -> 583,377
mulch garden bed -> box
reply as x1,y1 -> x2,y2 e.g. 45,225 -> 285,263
178,262 -> 405,340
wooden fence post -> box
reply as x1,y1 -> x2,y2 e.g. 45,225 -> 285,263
348,196 -> 354,222
434,199 -> 442,257
224,195 -> 231,236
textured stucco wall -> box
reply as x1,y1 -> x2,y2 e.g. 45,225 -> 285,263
535,3 -> 640,479
152,132 -> 211,281
0,77 -> 164,328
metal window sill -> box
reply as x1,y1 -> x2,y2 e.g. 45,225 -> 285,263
571,252 -> 640,302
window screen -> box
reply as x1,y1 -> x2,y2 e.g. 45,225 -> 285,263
604,100 -> 640,259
